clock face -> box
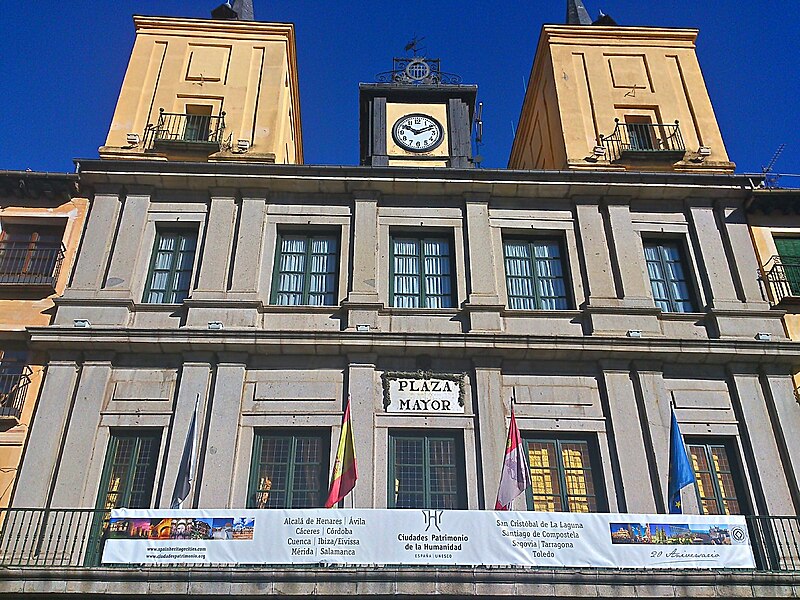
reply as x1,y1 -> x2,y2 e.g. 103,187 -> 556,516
392,114 -> 444,153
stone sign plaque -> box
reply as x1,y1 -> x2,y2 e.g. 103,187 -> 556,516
382,371 -> 465,414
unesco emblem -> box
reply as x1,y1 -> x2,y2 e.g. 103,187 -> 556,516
730,525 -> 747,543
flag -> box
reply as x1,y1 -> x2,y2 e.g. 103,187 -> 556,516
495,406 -> 531,510
170,395 -> 199,509
324,396 -> 357,508
668,408 -> 695,514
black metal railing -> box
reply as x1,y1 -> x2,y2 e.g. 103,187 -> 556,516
600,119 -> 685,161
0,508 -> 798,571
763,255 -> 800,304
0,241 -> 65,287
0,508 -> 105,567
748,516 -> 800,571
144,109 -> 226,150
0,364 -> 32,420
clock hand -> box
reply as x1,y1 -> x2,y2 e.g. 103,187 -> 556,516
416,125 -> 435,134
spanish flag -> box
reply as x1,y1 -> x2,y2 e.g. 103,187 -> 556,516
324,396 -> 358,508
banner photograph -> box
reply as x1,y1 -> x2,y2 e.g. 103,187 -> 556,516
103,509 -> 755,569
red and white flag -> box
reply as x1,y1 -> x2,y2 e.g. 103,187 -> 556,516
495,406 -> 531,510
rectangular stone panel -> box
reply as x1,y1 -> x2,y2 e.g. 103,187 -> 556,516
186,45 -> 231,82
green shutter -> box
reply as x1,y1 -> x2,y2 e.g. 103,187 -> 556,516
774,237 -> 800,260
774,238 -> 800,295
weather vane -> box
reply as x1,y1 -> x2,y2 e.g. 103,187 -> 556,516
404,35 -> 426,57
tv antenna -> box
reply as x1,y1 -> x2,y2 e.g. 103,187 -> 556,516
762,143 -> 786,188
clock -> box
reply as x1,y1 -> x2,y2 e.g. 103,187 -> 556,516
392,113 -> 444,153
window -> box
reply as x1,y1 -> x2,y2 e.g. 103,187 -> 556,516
625,115 -> 655,151
643,240 -> 696,313
388,431 -> 466,509
88,431 -> 160,565
687,441 -> 746,515
391,235 -> 454,308
271,233 -> 338,306
184,104 -> 212,142
0,350 -> 31,419
95,432 -> 161,511
504,238 -> 570,309
143,230 -> 197,304
524,437 -> 603,513
0,222 -> 65,284
248,431 -> 328,509
774,237 -> 800,296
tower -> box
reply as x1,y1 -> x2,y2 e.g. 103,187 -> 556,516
359,56 -> 477,167
100,2 -> 303,164
509,1 -> 734,173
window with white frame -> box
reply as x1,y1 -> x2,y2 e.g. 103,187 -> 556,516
503,238 -> 570,310
271,233 -> 338,306
390,235 -> 454,308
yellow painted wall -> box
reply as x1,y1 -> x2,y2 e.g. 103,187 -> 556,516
510,25 -> 734,173
100,16 -> 303,164
0,196 -> 89,508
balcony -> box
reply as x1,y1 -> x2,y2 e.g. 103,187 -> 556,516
0,241 -> 65,289
0,508 -> 797,573
144,109 -> 227,153
763,255 -> 800,305
0,364 -> 32,423
600,119 -> 686,162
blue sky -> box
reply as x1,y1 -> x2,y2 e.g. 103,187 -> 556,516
1,1 -> 799,180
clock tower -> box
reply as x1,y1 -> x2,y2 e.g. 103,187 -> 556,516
359,57 -> 478,168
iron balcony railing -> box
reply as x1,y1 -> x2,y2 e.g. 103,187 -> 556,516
0,364 -> 32,421
0,508 -> 798,571
0,241 -> 65,287
600,119 -> 685,162
763,255 -> 800,304
144,109 -> 227,150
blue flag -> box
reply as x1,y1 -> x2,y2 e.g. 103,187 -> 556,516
668,409 -> 695,514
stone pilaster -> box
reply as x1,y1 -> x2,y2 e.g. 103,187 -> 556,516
472,358 -> 505,508
728,366 -> 795,515
194,191 -> 238,299
66,189 -> 121,295
51,358 -> 114,508
346,354 -> 379,507
599,362 -> 657,513
197,354 -> 247,508
463,194 -> 503,332
229,192 -> 267,296
344,191 -> 382,331
158,355 -> 213,509
102,188 -> 151,298
11,359 -> 79,507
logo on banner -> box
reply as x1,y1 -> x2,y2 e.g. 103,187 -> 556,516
730,526 -> 747,544
422,510 -> 443,532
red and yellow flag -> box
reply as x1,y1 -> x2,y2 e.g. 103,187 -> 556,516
324,396 -> 357,508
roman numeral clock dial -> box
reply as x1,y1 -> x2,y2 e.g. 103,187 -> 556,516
392,113 -> 444,153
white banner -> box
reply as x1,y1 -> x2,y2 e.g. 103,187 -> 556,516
103,508 -> 755,569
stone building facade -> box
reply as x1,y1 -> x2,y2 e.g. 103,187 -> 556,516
3,0 -> 800,597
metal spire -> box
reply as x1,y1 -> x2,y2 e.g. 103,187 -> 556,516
231,0 -> 254,20
566,0 -> 592,25
211,0 -> 254,20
